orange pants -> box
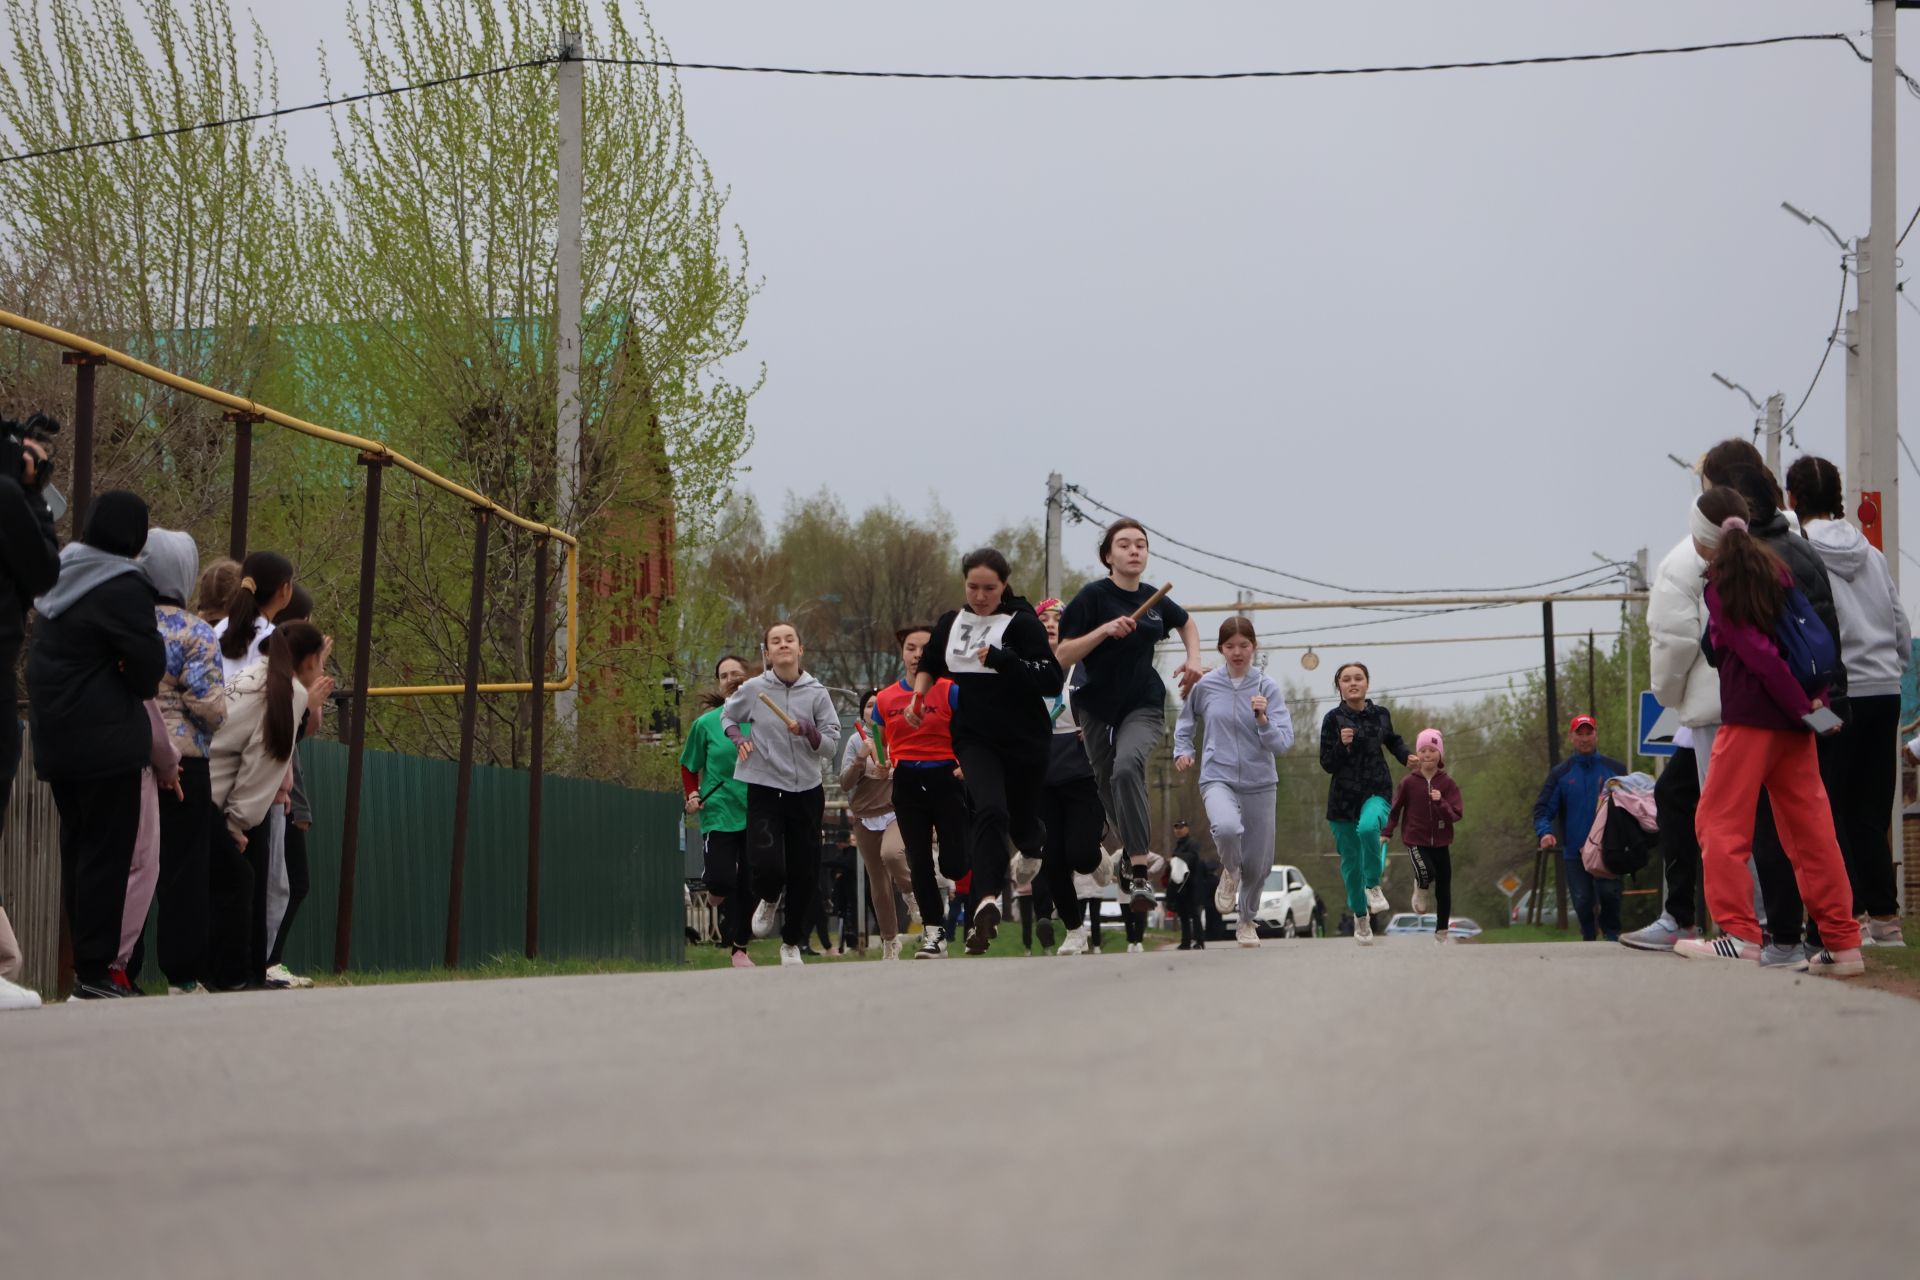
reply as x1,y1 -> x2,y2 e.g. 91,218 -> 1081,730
1694,725 -> 1860,950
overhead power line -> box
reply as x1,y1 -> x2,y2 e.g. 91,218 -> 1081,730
1,31 -> 1896,167
1066,483 -> 1629,597
1781,258 -> 1851,432
582,33 -> 1858,82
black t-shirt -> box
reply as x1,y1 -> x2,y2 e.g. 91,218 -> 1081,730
1060,578 -> 1189,724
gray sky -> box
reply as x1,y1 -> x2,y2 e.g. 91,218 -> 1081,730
51,1 -> 1920,729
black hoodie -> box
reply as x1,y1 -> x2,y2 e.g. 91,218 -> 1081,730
920,592 -> 1063,763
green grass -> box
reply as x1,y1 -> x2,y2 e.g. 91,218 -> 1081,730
306,921 -> 1189,986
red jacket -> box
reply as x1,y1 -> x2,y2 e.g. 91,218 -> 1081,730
1385,769 -> 1463,848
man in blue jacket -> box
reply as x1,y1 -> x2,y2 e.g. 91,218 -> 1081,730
1533,715 -> 1627,941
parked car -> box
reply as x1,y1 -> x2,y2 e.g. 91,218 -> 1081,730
1387,912 -> 1483,939
1222,865 -> 1318,938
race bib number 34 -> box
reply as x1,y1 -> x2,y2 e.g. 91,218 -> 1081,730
946,610 -> 1015,675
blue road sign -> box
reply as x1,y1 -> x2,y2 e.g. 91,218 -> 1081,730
1638,690 -> 1678,757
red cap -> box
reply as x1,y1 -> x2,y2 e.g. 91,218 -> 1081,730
1569,715 -> 1597,734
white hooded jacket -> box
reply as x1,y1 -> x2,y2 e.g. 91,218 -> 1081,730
1648,534 -> 1720,729
1803,518 -> 1911,697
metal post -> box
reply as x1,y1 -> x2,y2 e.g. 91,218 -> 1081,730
1543,601 -> 1568,930
61,352 -> 101,534
553,29 -> 584,731
225,412 -> 256,560
1044,471 -> 1064,603
1763,393 -> 1784,477
445,508 -> 491,968
1587,629 -> 1597,717
1869,0 -> 1901,589
525,537 -> 549,960
333,457 -> 385,973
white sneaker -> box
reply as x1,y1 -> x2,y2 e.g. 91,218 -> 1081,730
915,926 -> 947,959
778,944 -> 803,967
881,937 -> 902,961
1127,942 -> 1144,954
1236,922 -> 1261,948
1365,886 -> 1389,915
1355,914 -> 1374,946
1214,867 -> 1240,915
265,963 -> 313,990
1057,924 -> 1091,956
0,974 -> 42,1011
1866,917 -> 1906,948
751,894 -> 783,940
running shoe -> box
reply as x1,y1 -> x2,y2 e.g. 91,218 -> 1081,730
1176,940 -> 1192,951
1804,947 -> 1866,978
1214,867 -> 1240,915
1621,913 -> 1695,952
69,977 -> 125,1000
1434,931 -> 1451,945
966,897 -> 1002,955
1866,918 -> 1906,948
1127,942 -> 1143,954
1037,919 -> 1056,951
1759,942 -> 1809,971
265,964 -> 314,990
751,894 -> 783,940
1056,924 -> 1091,957
881,938 -> 902,961
1355,914 -> 1373,946
778,944 -> 803,967
0,974 -> 41,1011
1675,935 -> 1760,963
915,926 -> 947,959
729,948 -> 754,969
1236,922 -> 1260,948
165,982 -> 207,996
1365,886 -> 1389,916
1129,875 -> 1157,916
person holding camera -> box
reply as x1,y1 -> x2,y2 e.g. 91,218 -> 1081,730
0,421 -> 60,1010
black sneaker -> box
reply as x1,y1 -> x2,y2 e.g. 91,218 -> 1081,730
966,897 -> 1002,955
70,977 -> 125,1000
1177,940 -> 1193,951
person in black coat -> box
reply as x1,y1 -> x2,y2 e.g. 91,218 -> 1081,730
0,430 -> 60,838
26,490 -> 165,998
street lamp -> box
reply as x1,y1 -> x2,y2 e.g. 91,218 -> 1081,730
1781,201 -> 1854,254
1710,371 -> 1764,415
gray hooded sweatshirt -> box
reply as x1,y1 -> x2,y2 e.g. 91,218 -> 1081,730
138,528 -> 198,606
1804,517 -> 1911,697
34,543 -> 141,620
1174,665 -> 1295,791
720,669 -> 841,792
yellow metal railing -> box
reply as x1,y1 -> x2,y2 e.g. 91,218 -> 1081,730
0,309 -> 578,697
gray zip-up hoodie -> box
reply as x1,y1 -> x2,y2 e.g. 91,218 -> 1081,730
720,669 -> 841,792
1174,665 -> 1295,791
1804,517 -> 1912,697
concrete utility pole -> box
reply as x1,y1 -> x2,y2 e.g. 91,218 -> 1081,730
1762,393 -> 1785,476
1044,472 -> 1064,603
1845,293 -> 1864,523
1867,0 -> 1902,588
554,30 -> 584,729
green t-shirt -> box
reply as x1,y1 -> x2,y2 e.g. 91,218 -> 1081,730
679,707 -> 749,834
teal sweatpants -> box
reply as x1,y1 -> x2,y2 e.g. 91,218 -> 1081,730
1329,794 -> 1390,917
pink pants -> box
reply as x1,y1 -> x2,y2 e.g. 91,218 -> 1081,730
116,772 -> 160,972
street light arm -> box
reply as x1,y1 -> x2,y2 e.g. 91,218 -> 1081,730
1710,372 -> 1765,413
1781,201 -> 1853,252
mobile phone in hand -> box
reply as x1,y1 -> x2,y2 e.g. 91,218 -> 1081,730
1803,706 -> 1843,734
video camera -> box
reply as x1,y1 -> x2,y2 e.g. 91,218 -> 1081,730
1,410 -> 64,515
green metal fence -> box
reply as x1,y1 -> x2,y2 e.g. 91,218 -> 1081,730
283,741 -> 685,974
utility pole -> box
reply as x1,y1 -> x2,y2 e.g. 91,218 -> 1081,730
1845,294 -> 1864,524
1868,0 -> 1901,590
1044,472 -> 1064,603
553,30 -> 584,730
1629,547 -> 1649,621
1762,392 -> 1784,476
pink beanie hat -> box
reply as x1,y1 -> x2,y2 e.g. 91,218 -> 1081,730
1416,728 -> 1444,757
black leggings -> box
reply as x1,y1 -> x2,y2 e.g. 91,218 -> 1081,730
1412,846 -> 1453,933
1823,693 -> 1903,918
952,740 -> 1046,906
746,784 -> 824,948
156,758 -> 215,988
1041,774 -> 1104,930
50,772 -> 142,985
892,765 -> 969,932
702,828 -> 752,950
1655,747 -> 1702,929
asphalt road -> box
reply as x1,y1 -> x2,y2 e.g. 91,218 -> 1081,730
4,938 -> 1918,1277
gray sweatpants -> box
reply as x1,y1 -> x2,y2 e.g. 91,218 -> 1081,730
1202,782 -> 1275,917
1079,704 -> 1163,859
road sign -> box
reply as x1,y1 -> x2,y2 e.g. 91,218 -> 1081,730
1497,873 -> 1523,897
1637,690 -> 1678,757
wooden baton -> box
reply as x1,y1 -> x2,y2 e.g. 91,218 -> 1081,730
1129,582 -> 1173,621
757,690 -> 798,728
